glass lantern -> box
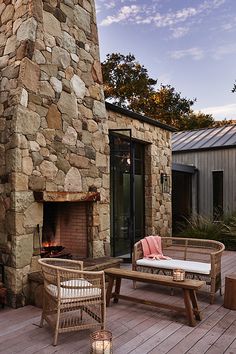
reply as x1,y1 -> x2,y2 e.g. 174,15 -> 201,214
90,330 -> 112,354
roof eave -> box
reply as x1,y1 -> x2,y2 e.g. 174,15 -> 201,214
105,101 -> 177,132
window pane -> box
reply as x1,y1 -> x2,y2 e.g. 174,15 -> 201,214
212,171 -> 223,219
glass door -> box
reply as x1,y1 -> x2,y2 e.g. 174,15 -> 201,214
110,130 -> 145,260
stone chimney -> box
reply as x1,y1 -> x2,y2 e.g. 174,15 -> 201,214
0,0 -> 110,307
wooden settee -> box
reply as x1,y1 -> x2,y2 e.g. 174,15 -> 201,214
132,237 -> 225,304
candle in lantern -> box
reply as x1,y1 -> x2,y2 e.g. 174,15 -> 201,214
90,330 -> 112,354
91,340 -> 111,354
173,269 -> 185,281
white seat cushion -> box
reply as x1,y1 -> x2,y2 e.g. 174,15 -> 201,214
136,258 -> 211,275
46,278 -> 101,300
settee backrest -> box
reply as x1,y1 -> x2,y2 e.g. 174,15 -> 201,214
133,237 -> 225,264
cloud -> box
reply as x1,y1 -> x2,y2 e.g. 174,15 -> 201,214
171,27 -> 189,39
212,43 -> 236,60
170,47 -> 204,60
222,23 -> 234,31
170,41 -> 236,61
199,103 -> 236,120
221,15 -> 236,32
104,2 -> 116,9
151,7 -> 197,28
99,0 -> 226,30
100,5 -> 140,26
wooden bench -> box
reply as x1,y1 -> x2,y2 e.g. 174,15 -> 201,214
105,267 -> 205,327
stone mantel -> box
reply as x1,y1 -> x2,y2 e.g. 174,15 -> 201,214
33,191 -> 101,203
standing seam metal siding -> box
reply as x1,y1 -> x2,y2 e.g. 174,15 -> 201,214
173,148 -> 236,217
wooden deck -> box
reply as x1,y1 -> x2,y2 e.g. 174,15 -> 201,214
0,251 -> 236,354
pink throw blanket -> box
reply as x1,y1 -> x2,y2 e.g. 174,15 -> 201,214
141,236 -> 171,260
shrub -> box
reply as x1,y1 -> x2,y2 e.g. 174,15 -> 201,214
177,213 -> 236,250
222,214 -> 236,250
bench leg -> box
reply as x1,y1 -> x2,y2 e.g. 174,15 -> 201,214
114,278 -> 121,303
106,276 -> 115,307
189,290 -> 202,321
183,289 -> 196,327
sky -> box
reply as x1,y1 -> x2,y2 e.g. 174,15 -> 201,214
95,0 -> 236,121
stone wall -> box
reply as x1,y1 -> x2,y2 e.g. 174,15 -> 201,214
0,0 -> 110,307
107,108 -> 172,237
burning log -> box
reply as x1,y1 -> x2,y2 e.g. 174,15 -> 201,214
40,245 -> 72,259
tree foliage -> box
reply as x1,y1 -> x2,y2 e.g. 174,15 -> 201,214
232,81 -> 236,93
133,85 -> 196,128
102,52 -> 218,131
102,53 -> 156,106
179,112 -> 215,131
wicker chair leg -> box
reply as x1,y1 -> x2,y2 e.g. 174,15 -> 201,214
53,331 -> 59,347
101,302 -> 106,329
133,281 -> 137,289
210,278 -> 216,304
53,308 -> 61,346
219,277 -> 223,296
40,314 -> 44,328
40,290 -> 46,328
80,308 -> 83,322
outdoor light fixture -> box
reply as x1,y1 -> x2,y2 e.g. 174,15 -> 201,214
160,173 -> 170,193
90,330 -> 112,353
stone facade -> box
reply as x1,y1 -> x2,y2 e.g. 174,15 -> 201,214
0,0 -> 173,308
0,0 -> 109,307
107,105 -> 172,237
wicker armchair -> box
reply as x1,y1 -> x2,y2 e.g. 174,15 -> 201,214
38,258 -> 106,346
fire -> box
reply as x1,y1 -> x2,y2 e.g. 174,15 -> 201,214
42,241 -> 58,248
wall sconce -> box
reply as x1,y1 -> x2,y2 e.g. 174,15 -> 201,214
160,173 -> 170,193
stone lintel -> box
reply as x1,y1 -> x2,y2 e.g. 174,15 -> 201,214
33,191 -> 100,203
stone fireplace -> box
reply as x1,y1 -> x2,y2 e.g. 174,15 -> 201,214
0,0 -> 110,307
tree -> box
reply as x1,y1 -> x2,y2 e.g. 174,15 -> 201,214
134,85 -> 196,128
102,53 -> 217,130
232,81 -> 236,93
101,53 -> 157,107
179,112 -> 215,130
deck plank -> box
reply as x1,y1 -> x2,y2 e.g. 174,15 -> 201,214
205,318 -> 236,354
0,251 -> 235,354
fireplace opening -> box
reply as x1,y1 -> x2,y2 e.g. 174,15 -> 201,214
41,202 -> 88,259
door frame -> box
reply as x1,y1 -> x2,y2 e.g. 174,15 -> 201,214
109,129 -> 145,260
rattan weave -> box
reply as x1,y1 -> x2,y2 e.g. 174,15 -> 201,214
38,258 -> 106,346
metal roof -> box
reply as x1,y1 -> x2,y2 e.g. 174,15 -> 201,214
172,125 -> 236,152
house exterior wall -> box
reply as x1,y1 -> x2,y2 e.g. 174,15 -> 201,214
107,108 -> 172,237
0,0 -> 110,307
173,148 -> 236,217
0,0 -> 173,308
